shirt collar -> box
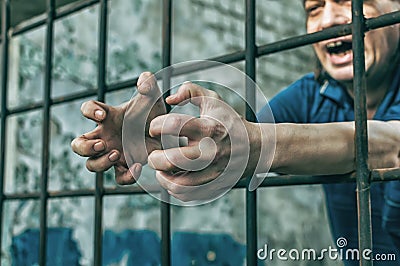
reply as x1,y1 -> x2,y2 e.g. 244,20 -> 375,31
319,78 -> 351,108
319,64 -> 400,111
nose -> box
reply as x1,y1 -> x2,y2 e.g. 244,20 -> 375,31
320,2 -> 350,29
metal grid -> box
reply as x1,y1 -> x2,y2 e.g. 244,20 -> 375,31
0,0 -> 399,265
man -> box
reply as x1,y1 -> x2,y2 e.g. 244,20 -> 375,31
71,0 -> 400,264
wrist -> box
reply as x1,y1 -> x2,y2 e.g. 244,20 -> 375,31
243,121 -> 275,177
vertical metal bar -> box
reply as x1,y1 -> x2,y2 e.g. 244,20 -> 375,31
0,0 -> 10,259
39,0 -> 55,265
352,1 -> 372,265
245,0 -> 257,265
94,0 -> 108,265
161,0 -> 172,265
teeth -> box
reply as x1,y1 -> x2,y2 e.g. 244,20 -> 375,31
326,41 -> 343,49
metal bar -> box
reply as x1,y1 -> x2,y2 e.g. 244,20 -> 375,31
0,0 -> 10,258
257,10 -> 400,57
352,1 -> 372,265
6,5 -> 400,59
2,170 -> 400,201
366,10 -> 400,31
11,0 -> 100,36
39,0 -> 55,264
93,0 -> 108,265
57,0 -> 100,20
161,0 -> 172,265
3,11 -> 400,117
245,0 -> 257,265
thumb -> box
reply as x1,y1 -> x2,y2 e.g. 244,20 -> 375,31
137,72 -> 161,97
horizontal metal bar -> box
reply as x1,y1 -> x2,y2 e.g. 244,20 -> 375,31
370,168 -> 400,182
367,10 -> 400,30
3,169 -> 399,201
7,90 -> 97,116
3,11 -> 399,117
257,10 -> 400,57
11,0 -> 100,36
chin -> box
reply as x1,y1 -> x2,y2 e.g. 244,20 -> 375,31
331,74 -> 354,83
325,66 -> 354,83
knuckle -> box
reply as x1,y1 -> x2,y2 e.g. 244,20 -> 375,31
201,119 -> 219,138
166,182 -> 181,194
180,82 -> 192,92
165,156 -> 176,170
86,160 -> 96,172
141,71 -> 152,78
166,116 -> 182,132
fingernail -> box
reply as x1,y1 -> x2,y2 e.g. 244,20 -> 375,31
95,110 -> 104,120
134,164 -> 141,174
93,141 -> 105,152
109,152 -> 119,162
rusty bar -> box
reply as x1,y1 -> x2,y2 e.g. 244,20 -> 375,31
0,0 -> 10,259
245,0 -> 258,265
161,0 -> 172,265
352,0 -> 373,265
93,0 -> 108,265
39,0 -> 55,264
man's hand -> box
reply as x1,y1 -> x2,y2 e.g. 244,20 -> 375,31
71,72 -> 166,185
147,82 -> 261,202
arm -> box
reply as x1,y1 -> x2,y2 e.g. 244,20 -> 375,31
149,83 -> 400,201
264,120 -> 400,175
268,122 -> 356,175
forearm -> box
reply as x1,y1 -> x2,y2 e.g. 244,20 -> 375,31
252,120 -> 400,176
269,122 -> 355,175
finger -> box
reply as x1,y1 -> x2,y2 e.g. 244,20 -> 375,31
155,171 -> 198,195
149,113 -> 216,139
71,136 -> 106,157
81,100 -> 109,123
166,187 -> 227,203
137,72 -> 161,97
155,170 -> 220,194
86,150 -> 120,172
115,163 -> 142,185
166,81 -> 220,106
148,142 -> 216,172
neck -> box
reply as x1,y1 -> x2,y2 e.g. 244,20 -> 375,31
343,64 -> 397,119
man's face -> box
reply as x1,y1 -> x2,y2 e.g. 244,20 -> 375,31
305,0 -> 400,82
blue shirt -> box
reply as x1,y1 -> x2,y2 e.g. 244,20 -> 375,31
258,70 -> 400,265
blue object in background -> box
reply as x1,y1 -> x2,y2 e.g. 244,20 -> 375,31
12,229 -> 255,266
11,227 -> 81,266
102,229 -> 161,266
171,232 -> 246,266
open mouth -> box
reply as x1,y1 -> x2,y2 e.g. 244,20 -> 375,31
326,40 -> 353,55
